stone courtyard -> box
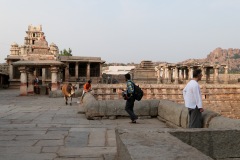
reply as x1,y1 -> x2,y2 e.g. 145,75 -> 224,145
0,89 -> 167,160
1,88 -> 240,160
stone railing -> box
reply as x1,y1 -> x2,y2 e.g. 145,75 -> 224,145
91,84 -> 240,119
81,93 -> 159,120
81,92 -> 240,129
158,99 -> 240,129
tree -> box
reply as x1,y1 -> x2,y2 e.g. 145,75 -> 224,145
232,54 -> 240,59
60,48 -> 72,56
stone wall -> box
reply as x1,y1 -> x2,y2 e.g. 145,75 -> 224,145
91,84 -> 240,119
218,73 -> 240,83
81,93 -> 159,120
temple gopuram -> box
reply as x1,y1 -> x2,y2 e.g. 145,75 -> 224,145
5,25 -> 105,95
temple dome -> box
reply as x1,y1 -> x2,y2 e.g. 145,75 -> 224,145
11,42 -> 18,47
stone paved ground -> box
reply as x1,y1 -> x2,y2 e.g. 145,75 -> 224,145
0,89 -> 168,160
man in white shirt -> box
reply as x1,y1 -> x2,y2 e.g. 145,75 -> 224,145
183,69 -> 204,128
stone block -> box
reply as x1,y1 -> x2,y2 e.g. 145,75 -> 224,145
202,110 -> 220,128
211,130 -> 240,159
35,139 -> 63,146
57,146 -> 116,158
208,116 -> 240,129
149,100 -> 160,117
170,129 -> 240,159
83,93 -> 100,119
134,100 -> 150,116
106,100 -> 120,116
82,93 -> 159,119
98,100 -> 107,116
107,129 -> 116,147
65,131 -> 89,147
158,99 -> 184,127
116,128 -> 212,160
180,107 -> 189,128
88,128 -> 106,147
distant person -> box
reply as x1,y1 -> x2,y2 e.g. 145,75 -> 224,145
34,76 -> 39,86
80,80 -> 92,103
183,69 -> 204,128
122,73 -> 138,123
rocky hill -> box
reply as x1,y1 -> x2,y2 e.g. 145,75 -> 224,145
181,47 -> 240,72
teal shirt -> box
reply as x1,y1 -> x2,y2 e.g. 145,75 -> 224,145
126,80 -> 134,95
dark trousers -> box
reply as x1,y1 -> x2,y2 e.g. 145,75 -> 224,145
188,106 -> 202,128
125,96 -> 137,121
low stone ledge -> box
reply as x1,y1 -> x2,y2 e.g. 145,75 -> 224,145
158,99 -> 220,128
202,110 -> 220,128
158,100 -> 187,128
82,93 -> 159,120
116,128 -> 212,160
208,116 -> 240,129
157,116 -> 182,129
169,129 -> 240,159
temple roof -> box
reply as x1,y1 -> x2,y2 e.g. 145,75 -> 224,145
12,60 -> 64,66
59,56 -> 105,63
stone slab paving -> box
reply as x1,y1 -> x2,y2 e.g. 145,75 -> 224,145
0,89 -> 168,160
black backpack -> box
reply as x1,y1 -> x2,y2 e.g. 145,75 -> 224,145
132,82 -> 143,101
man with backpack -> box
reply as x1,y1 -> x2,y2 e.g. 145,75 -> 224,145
123,73 -> 138,123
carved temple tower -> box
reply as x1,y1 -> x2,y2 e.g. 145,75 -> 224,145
5,25 -> 105,95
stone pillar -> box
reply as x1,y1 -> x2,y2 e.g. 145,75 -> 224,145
27,67 -> 34,94
19,66 -> 27,96
168,68 -> 172,83
9,61 -> 13,80
155,66 -> 159,84
206,68 -> 210,83
58,69 -> 62,84
87,62 -> 90,81
213,66 -> 219,84
201,67 -> 206,82
99,63 -> 103,81
164,67 -> 168,83
42,68 -> 46,85
75,62 -> 79,80
189,67 -> 193,79
174,67 -> 179,84
179,69 -> 182,80
161,67 -> 165,83
224,66 -> 229,84
51,66 -> 59,91
183,68 -> 187,80
65,63 -> 69,82
159,67 -> 164,84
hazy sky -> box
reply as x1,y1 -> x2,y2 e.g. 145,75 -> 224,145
1,0 -> 240,64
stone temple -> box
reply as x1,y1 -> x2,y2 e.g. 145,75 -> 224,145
5,25 -> 105,95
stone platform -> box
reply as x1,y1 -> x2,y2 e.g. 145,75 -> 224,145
1,89 -> 240,160
0,89 -> 168,160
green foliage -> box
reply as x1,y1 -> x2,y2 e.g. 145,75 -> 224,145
60,48 -> 72,56
232,54 -> 240,59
